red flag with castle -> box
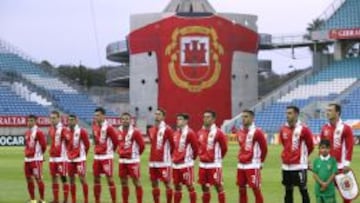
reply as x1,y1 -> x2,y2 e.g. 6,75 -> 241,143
129,15 -> 258,129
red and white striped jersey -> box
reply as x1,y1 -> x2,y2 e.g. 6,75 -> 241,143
198,124 -> 228,168
49,122 -> 70,162
149,121 -> 174,168
172,125 -> 198,168
320,119 -> 354,169
24,126 -> 46,162
67,125 -> 90,162
237,124 -> 267,169
93,121 -> 118,160
279,121 -> 314,170
117,125 -> 145,163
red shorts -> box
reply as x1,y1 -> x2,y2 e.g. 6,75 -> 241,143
237,168 -> 261,188
173,167 -> 194,186
119,163 -> 140,179
198,167 -> 223,186
149,167 -> 171,183
49,161 -> 68,177
93,159 -> 113,177
68,161 -> 86,177
24,161 -> 43,178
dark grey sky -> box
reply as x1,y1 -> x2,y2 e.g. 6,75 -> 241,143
0,0 -> 333,73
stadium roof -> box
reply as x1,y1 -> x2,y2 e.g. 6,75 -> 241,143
163,0 -> 216,13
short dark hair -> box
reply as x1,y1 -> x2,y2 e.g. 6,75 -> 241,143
95,107 -> 106,115
51,110 -> 60,117
329,103 -> 341,115
177,113 -> 189,120
319,139 -> 331,148
204,110 -> 216,118
286,105 -> 300,114
68,114 -> 77,119
157,108 -> 166,116
28,114 -> 37,120
242,109 -> 255,117
121,112 -> 132,117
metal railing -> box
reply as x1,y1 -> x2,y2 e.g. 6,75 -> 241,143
106,40 -> 128,56
0,37 -> 37,63
317,0 -> 346,21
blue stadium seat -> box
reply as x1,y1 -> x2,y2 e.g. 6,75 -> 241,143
0,53 -> 118,122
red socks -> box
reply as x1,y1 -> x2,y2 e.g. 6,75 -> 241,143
253,188 -> 264,203
94,183 -> 101,203
37,180 -> 45,200
240,187 -> 247,203
166,188 -> 173,203
152,188 -> 160,203
174,191 -> 182,203
218,191 -> 226,203
27,181 -> 35,199
122,186 -> 130,203
136,186 -> 143,203
52,183 -> 59,202
82,183 -> 89,203
109,181 -> 117,203
202,192 -> 211,203
189,189 -> 197,203
63,183 -> 69,202
70,184 -> 76,203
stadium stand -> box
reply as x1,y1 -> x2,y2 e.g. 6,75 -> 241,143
226,57 -> 360,134
321,0 -> 359,30
0,52 -> 117,123
0,83 -> 49,116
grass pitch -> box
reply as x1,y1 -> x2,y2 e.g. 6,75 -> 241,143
0,144 -> 359,203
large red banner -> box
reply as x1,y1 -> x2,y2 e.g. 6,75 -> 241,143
329,28 -> 360,39
129,15 -> 258,129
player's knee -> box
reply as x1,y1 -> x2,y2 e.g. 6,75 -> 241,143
201,185 -> 210,192
164,182 -> 172,189
174,184 -> 182,191
120,178 -> 128,186
26,177 -> 33,183
94,176 -> 101,184
34,177 -> 42,183
285,185 -> 293,191
69,177 -> 75,184
79,177 -> 87,184
187,185 -> 195,192
239,186 -> 246,191
106,176 -> 114,185
133,179 -> 142,187
60,176 -> 67,183
215,184 -> 224,192
151,181 -> 159,188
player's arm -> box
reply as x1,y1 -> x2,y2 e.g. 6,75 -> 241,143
312,160 -> 324,185
108,126 -> 118,151
62,128 -> 71,143
319,126 -> 326,140
324,160 -> 338,187
166,128 -> 175,154
257,130 -> 268,163
38,130 -> 47,153
135,130 -> 145,155
81,129 -> 90,154
278,128 -> 284,145
189,131 -> 199,159
303,127 -> 315,155
218,131 -> 228,158
344,126 -> 354,167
